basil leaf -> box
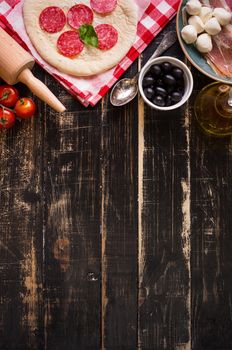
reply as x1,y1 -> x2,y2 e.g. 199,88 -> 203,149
79,24 -> 98,48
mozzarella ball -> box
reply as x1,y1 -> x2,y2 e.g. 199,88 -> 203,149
213,8 -> 232,26
204,17 -> 221,35
186,0 -> 202,15
199,6 -> 213,24
196,33 -> 212,53
181,25 -> 198,44
188,15 -> 205,33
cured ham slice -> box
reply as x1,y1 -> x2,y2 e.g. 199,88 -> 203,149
95,24 -> 118,50
201,0 -> 232,77
201,0 -> 230,10
90,0 -> 117,14
207,25 -> 232,76
207,0 -> 231,11
57,31 -> 84,57
39,7 -> 66,33
67,5 -> 93,29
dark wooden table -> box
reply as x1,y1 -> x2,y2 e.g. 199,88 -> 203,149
0,18 -> 232,350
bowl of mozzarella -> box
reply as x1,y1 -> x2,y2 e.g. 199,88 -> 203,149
176,0 -> 232,84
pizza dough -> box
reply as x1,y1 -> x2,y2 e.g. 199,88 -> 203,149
23,0 -> 138,77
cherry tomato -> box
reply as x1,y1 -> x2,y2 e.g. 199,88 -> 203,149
0,85 -> 19,107
0,108 -> 16,129
14,97 -> 36,119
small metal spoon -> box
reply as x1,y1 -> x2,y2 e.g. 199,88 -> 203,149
110,31 -> 177,107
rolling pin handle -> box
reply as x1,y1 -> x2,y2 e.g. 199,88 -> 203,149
18,68 -> 66,113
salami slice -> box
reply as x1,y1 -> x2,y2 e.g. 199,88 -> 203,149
90,0 -> 117,14
95,24 -> 118,50
67,4 -> 93,29
39,7 -> 66,33
57,31 -> 84,57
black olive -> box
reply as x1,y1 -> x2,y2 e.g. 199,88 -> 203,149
161,62 -> 172,73
144,87 -> 155,100
143,76 -> 155,87
171,91 -> 183,102
176,86 -> 184,94
150,64 -> 162,77
165,95 -> 173,107
155,79 -> 164,87
154,86 -> 167,98
176,77 -> 185,87
153,95 -> 165,107
167,86 -> 175,94
172,67 -> 184,79
163,74 -> 176,86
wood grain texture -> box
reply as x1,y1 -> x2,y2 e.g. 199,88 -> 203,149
138,24 -> 191,350
0,79 -> 44,350
0,18 -> 232,350
42,74 -> 101,350
190,70 -> 232,350
101,91 -> 138,349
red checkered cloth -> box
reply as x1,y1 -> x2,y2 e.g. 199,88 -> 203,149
0,0 -> 180,106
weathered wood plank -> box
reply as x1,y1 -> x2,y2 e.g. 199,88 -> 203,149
101,91 -> 138,349
190,70 -> 232,350
0,74 -> 44,349
138,21 -> 191,350
1,18 -> 232,350
41,74 -> 102,350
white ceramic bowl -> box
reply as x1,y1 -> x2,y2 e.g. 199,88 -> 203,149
138,56 -> 193,111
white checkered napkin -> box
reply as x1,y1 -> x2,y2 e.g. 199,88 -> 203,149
0,1 -> 11,14
0,0 -> 180,106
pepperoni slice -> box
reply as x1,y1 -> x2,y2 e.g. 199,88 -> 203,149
95,24 -> 118,50
90,0 -> 117,14
39,7 -> 66,33
67,4 -> 93,29
57,31 -> 84,57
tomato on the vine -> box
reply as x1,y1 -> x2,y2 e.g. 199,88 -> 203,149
0,108 -> 15,129
14,98 -> 36,119
0,85 -> 19,108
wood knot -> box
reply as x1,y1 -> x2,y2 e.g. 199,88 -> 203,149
53,239 -> 70,272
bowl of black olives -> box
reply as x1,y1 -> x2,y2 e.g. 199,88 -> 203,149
139,56 -> 193,111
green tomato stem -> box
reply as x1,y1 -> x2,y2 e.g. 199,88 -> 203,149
0,103 -> 15,113
0,92 -> 10,102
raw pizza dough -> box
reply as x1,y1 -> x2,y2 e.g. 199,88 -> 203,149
23,0 -> 138,76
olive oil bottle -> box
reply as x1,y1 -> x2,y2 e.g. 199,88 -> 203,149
194,82 -> 232,137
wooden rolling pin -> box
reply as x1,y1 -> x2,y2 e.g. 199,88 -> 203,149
0,27 -> 66,113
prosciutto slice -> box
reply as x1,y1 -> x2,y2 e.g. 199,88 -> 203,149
201,0 -> 232,77
207,25 -> 232,76
201,0 -> 231,11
